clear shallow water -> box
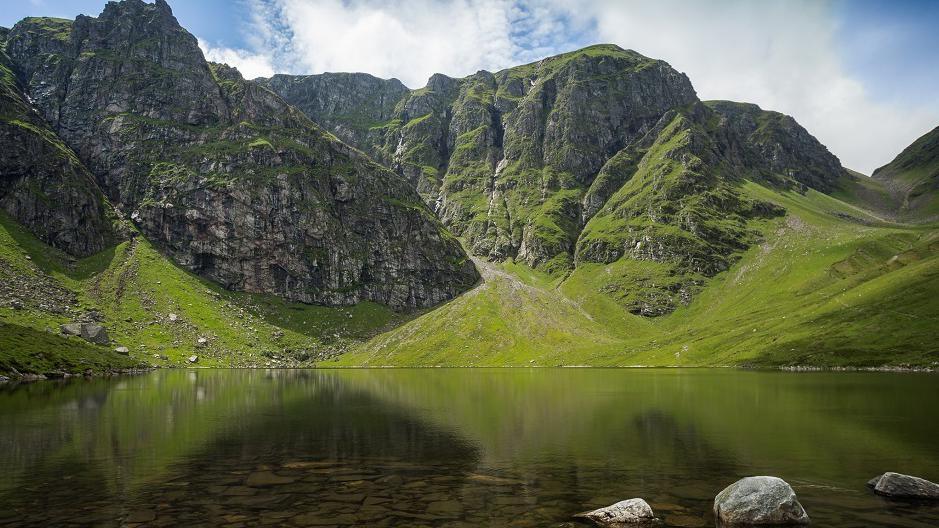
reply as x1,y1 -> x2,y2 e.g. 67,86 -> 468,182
0,369 -> 937,527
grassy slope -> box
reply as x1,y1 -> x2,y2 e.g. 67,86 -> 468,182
871,126 -> 939,223
0,212 -> 407,377
333,181 -> 939,368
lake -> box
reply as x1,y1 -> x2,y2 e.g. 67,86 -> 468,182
1,369 -> 937,527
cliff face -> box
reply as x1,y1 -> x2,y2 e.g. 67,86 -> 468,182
259,72 -> 410,157
0,45 -> 117,257
266,46 -> 847,314
267,45 -> 701,270
5,1 -> 477,309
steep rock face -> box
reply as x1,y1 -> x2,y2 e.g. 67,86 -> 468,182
705,101 -> 846,193
7,0 -> 477,308
259,72 -> 409,159
0,46 -> 117,256
268,45 -> 849,315
872,126 -> 939,223
269,45 -> 699,271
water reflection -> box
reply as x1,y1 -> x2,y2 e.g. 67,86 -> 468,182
0,369 -> 937,527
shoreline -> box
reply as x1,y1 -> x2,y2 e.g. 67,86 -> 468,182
2,363 -> 934,383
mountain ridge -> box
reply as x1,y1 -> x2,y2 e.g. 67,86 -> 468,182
1,1 -> 937,375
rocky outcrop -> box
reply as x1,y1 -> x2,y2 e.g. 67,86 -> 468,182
574,498 -> 655,525
60,322 -> 110,345
867,472 -> 939,500
713,476 -> 810,525
6,0 -> 477,309
0,46 -> 117,256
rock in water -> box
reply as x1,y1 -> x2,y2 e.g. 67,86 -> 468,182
868,472 -> 939,500
574,498 -> 655,525
79,324 -> 110,345
713,476 -> 809,525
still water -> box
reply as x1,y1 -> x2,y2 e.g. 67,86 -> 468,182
0,369 -> 937,527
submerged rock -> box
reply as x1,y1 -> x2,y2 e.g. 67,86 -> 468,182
713,476 -> 809,525
575,498 -> 655,525
245,471 -> 295,487
868,472 -> 939,500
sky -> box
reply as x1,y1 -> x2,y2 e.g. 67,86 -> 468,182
3,0 -> 938,174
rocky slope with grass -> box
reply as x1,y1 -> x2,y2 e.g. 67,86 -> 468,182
2,0 -> 937,375
872,126 -> 939,223
267,48 -> 851,315
4,0 -> 477,311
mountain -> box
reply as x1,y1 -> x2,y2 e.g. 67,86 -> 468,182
265,48 -> 939,367
265,47 -> 850,315
872,126 -> 939,223
4,1 -> 476,310
2,0 -> 937,375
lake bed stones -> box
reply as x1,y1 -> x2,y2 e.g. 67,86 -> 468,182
575,498 -> 655,525
868,472 -> 939,500
713,476 -> 809,525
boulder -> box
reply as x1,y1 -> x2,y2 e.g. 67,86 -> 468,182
188,355 -> 198,363
713,476 -> 809,525
80,324 -> 110,345
575,498 -> 655,525
867,472 -> 939,500
114,346 -> 130,355
60,323 -> 83,336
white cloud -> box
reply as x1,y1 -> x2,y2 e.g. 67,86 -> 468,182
198,38 -> 275,79
583,0 -> 939,174
249,0 -> 520,87
239,0 -> 939,173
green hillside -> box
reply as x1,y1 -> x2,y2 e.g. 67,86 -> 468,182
872,126 -> 939,223
0,213 -> 406,377
331,181 -> 939,368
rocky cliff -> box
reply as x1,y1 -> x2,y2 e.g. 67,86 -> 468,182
872,126 -> 939,223
0,45 -> 118,257
5,0 -> 477,309
266,46 -> 847,314
260,72 -> 410,157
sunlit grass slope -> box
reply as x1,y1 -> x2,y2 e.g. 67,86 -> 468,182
333,182 -> 939,368
0,213 -> 406,376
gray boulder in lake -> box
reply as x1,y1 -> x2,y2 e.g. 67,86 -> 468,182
868,472 -> 939,500
713,476 -> 810,525
574,498 -> 655,525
